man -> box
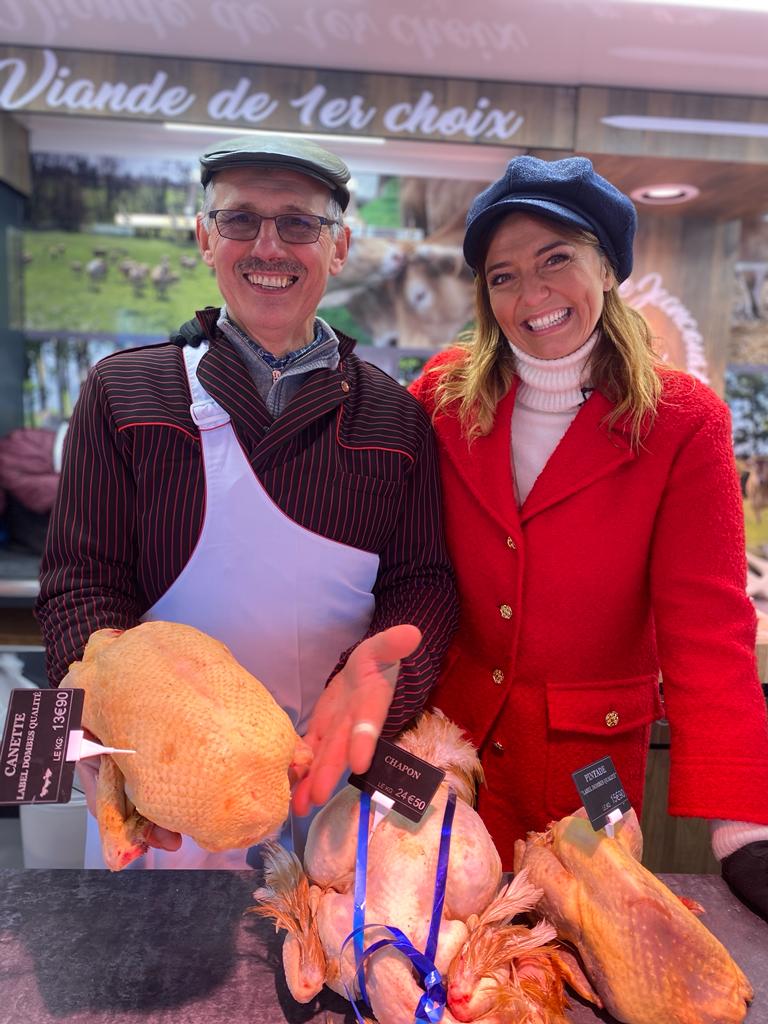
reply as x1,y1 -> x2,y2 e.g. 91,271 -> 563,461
36,135 -> 458,867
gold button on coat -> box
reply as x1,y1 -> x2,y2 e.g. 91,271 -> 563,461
506,536 -> 517,550
499,604 -> 513,619
492,668 -> 504,685
605,711 -> 620,728
340,380 -> 350,393
492,741 -> 505,753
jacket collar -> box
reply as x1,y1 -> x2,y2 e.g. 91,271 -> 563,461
437,376 -> 636,531
191,308 -> 356,467
437,379 -> 520,537
194,307 -> 357,360
519,387 -> 635,524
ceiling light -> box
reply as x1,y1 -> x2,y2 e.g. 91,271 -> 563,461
630,183 -> 700,204
602,115 -> 768,138
163,123 -> 386,145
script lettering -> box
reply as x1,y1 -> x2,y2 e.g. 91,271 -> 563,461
0,47 -> 57,109
0,49 -> 196,116
207,78 -> 278,122
382,90 -> 524,140
290,84 -> 376,131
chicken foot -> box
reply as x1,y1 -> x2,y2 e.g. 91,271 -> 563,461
95,755 -> 153,871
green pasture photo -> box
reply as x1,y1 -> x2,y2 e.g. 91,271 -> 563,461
23,229 -> 221,338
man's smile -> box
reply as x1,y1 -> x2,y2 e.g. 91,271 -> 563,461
244,272 -> 299,290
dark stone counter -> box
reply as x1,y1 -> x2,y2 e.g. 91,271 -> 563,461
0,869 -> 765,1023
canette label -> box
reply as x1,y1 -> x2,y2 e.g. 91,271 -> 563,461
572,755 -> 632,832
349,737 -> 445,823
0,688 -> 83,805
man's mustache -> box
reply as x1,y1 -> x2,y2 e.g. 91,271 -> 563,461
237,258 -> 304,275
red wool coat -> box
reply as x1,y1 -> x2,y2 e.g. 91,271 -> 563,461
410,353 -> 768,867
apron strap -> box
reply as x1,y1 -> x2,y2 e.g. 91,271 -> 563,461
182,341 -> 231,429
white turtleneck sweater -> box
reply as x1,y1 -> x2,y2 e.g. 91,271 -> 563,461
507,330 -> 768,860
509,331 -> 598,505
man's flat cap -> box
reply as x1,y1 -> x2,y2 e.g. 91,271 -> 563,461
200,134 -> 351,210
464,155 -> 637,282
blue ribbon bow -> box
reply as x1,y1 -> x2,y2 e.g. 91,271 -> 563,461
341,787 -> 457,1024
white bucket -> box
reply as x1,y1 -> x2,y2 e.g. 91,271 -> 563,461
20,787 -> 88,868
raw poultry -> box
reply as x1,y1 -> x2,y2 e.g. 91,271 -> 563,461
254,711 -> 579,1024
66,620 -> 311,869
255,711 -> 754,1024
514,811 -> 753,1024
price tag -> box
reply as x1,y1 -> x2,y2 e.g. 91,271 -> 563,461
572,754 -> 631,833
0,688 -> 84,805
348,737 -> 445,823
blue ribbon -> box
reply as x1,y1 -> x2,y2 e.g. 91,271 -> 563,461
342,789 -> 457,1024
352,789 -> 371,1007
424,789 -> 456,964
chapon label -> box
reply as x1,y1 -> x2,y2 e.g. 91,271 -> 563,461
349,738 -> 445,823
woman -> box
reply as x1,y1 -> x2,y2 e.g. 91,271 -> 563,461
409,156 -> 768,914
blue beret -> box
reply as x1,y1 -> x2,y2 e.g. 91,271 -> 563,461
200,134 -> 351,211
463,155 -> 637,282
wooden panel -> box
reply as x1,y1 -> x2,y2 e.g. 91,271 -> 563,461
641,731 -> 720,875
587,153 -> 768,221
0,608 -> 42,646
0,113 -> 29,196
642,683 -> 768,875
620,213 -> 740,395
577,86 -> 768,165
642,680 -> 768,874
757,644 -> 768,684
0,44 -> 576,149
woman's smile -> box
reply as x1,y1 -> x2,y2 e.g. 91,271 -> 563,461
524,307 -> 572,333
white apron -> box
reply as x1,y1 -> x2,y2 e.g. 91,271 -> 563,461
85,341 -> 379,869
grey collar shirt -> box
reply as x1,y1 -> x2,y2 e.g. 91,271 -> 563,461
217,309 -> 341,418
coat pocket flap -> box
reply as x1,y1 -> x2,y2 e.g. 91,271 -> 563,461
546,674 -> 663,736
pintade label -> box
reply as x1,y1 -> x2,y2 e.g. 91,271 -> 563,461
572,755 -> 632,832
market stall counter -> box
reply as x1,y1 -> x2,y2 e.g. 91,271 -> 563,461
0,868 -> 766,1024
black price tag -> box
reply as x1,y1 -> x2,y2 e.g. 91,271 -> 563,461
348,737 -> 445,823
572,755 -> 631,832
0,688 -> 84,805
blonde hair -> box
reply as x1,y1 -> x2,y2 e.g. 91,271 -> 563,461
432,221 -> 662,449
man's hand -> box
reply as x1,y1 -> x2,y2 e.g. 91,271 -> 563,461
721,841 -> 768,920
76,742 -> 182,854
291,624 -> 422,817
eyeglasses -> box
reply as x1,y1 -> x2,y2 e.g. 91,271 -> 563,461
208,209 -> 337,244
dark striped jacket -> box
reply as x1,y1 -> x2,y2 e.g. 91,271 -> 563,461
36,310 -> 458,735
